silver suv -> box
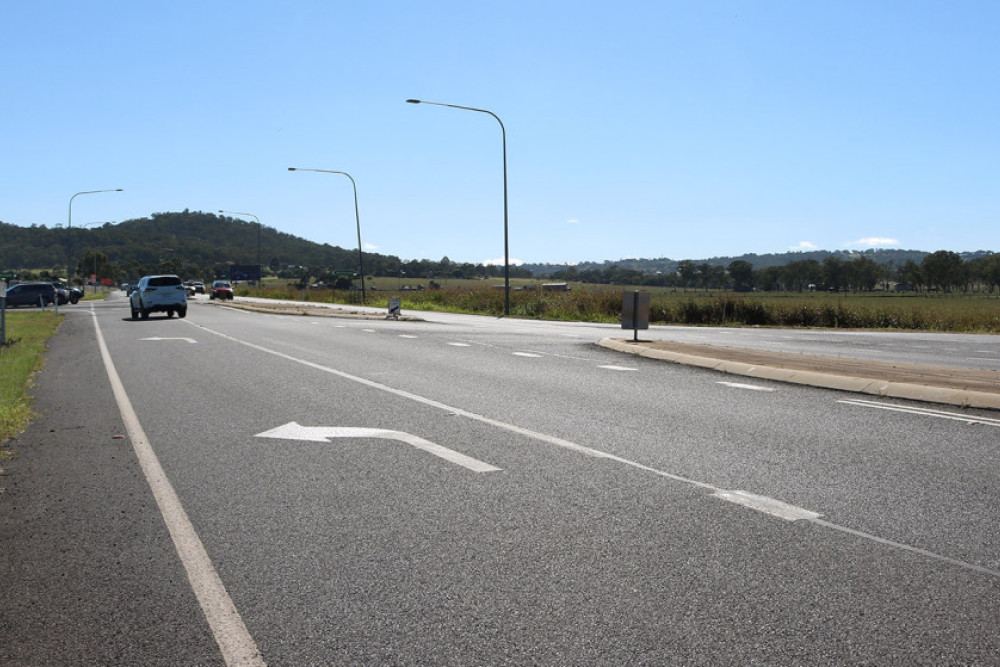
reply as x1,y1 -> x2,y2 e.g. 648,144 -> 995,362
130,274 -> 188,319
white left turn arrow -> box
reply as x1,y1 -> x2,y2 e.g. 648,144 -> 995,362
255,421 -> 501,473
140,337 -> 198,343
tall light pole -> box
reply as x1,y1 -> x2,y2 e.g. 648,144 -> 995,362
218,210 -> 262,285
68,188 -> 122,282
81,221 -> 105,292
287,167 -> 366,302
406,98 -> 509,316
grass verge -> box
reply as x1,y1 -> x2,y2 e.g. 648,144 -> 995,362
238,284 -> 1000,333
1,311 -> 62,451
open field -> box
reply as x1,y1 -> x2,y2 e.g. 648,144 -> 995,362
240,282 -> 1000,333
0,311 -> 62,446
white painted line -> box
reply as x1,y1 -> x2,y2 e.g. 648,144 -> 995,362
712,490 -> 820,521
140,337 -> 198,344
717,381 -> 776,392
363,329 -> 376,333
91,313 -> 265,666
255,422 -> 501,473
838,398 -> 1000,427
185,319 -> 1000,580
598,365 -> 637,372
399,335 -> 418,339
512,352 -> 543,358
448,342 -> 471,347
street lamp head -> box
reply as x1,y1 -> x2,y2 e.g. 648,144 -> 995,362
287,167 -> 297,171
405,99 -> 421,104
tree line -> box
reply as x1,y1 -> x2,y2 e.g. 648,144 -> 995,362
547,251 -> 1000,293
1,211 -> 995,292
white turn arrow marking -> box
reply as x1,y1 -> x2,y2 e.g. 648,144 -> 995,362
255,422 -> 501,473
140,337 -> 198,344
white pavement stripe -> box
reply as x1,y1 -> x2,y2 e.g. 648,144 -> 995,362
717,381 -> 777,392
186,319 -> 1000,580
598,365 -> 637,371
448,342 -> 471,347
839,398 -> 1000,427
91,313 -> 265,666
512,352 -> 543,358
712,490 -> 820,521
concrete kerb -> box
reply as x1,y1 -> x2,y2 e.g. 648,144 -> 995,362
598,338 -> 1000,411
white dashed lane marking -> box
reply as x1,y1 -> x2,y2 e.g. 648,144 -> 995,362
717,381 -> 777,392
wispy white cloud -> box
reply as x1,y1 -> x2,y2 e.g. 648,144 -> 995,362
567,218 -> 579,224
849,237 -> 899,248
483,257 -> 524,266
790,241 -> 818,251
364,242 -> 379,250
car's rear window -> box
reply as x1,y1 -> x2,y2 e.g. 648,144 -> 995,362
149,276 -> 182,287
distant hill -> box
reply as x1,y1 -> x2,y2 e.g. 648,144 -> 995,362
0,210 -> 390,282
1,210 -> 994,283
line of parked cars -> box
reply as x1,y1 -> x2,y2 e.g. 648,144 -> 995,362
3,281 -> 83,308
4,274 -> 236,318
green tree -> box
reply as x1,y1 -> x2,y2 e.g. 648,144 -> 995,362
921,250 -> 964,292
727,260 -> 755,291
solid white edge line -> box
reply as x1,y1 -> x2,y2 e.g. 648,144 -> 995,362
90,311 -> 265,667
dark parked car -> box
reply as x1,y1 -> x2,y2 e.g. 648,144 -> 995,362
4,282 -> 58,307
52,282 -> 82,304
210,280 -> 234,300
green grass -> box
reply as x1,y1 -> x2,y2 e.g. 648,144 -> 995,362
237,283 -> 1000,333
0,311 -> 62,446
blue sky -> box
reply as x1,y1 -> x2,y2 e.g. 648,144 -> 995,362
4,1 -> 998,265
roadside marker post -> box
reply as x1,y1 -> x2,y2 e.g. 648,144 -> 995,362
387,297 -> 401,320
621,290 -> 650,342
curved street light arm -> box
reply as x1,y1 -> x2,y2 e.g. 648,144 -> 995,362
406,99 -> 510,315
219,210 -> 263,283
67,188 -> 123,282
287,168 -> 367,302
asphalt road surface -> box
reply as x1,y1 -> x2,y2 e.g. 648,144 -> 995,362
3,294 -> 999,665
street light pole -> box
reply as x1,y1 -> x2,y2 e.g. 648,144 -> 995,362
80,222 -> 105,292
68,188 -> 122,283
287,168 -> 367,303
218,210 -> 263,285
406,98 -> 510,316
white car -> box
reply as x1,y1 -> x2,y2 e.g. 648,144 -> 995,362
130,274 -> 188,319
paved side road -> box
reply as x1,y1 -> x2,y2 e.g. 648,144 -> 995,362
0,312 -> 224,666
601,338 -> 1000,410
